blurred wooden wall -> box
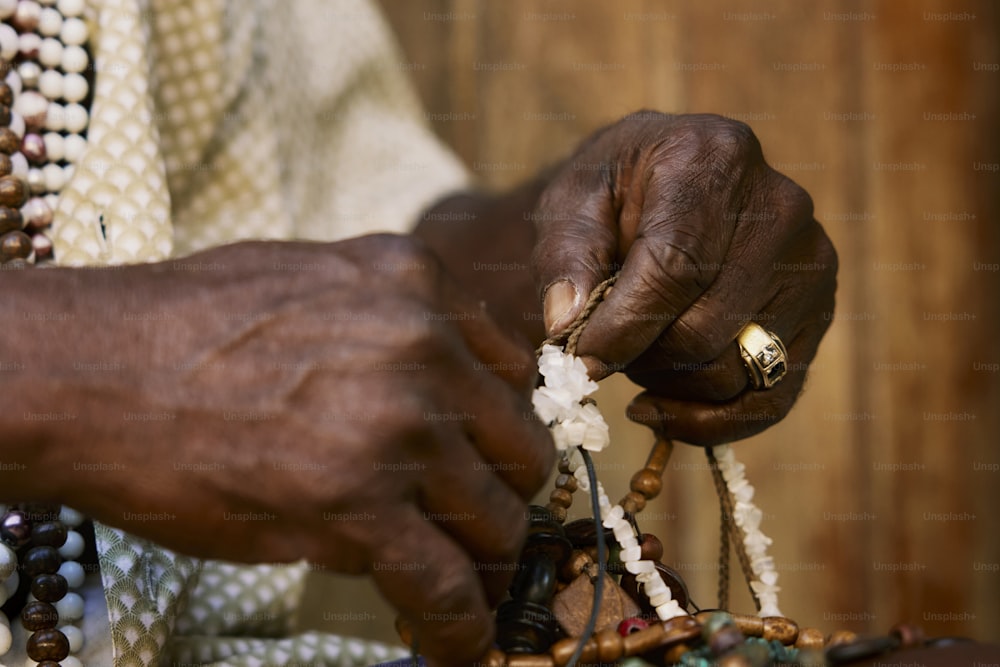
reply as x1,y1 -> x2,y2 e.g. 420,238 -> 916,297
303,0 -> 1000,644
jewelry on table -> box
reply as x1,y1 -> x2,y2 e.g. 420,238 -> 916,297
394,276 -> 969,666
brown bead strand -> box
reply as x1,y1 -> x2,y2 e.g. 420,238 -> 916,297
618,435 -> 673,515
545,457 -> 578,524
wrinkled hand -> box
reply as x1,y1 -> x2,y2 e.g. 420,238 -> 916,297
532,112 -> 837,445
54,236 -> 553,665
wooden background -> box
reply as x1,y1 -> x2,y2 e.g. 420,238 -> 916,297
302,0 -> 999,645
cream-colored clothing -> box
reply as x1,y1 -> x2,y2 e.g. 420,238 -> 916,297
44,0 -> 469,665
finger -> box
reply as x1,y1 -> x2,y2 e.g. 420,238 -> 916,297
633,172 -> 827,369
419,423 -> 529,604
370,508 -> 494,666
571,187 -> 730,378
625,319 -> 829,446
530,164 -> 620,336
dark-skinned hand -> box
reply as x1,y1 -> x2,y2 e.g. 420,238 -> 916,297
533,111 -> 838,445
17,235 -> 552,666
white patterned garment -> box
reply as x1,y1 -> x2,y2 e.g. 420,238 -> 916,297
43,0 -> 470,665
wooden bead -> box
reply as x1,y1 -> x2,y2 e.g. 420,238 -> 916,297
557,457 -> 573,474
0,230 -> 32,261
629,469 -> 663,499
561,550 -> 594,581
21,601 -> 59,632
0,206 -> 22,235
725,612 -> 764,637
549,488 -> 573,509
620,491 -> 646,514
21,546 -> 62,579
826,629 -> 858,646
0,153 -> 10,177
26,628 -> 69,662
555,473 -> 577,492
549,637 -> 579,666
639,534 -> 663,561
30,521 -> 67,548
0,128 -> 19,154
0,104 -> 8,126
545,504 -> 567,523
763,616 -> 799,644
0,83 -> 11,106
31,573 -> 68,603
795,626 -> 825,649
0,175 -> 26,207
595,628 -> 623,662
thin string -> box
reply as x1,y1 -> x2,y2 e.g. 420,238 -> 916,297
538,274 -> 619,356
706,447 -> 731,609
706,447 -> 761,612
564,447 -> 606,667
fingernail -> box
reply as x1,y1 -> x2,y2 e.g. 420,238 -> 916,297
543,280 -> 579,335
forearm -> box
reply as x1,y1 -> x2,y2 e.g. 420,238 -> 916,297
414,177 -> 549,344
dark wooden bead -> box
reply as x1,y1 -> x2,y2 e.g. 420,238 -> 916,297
639,533 -> 664,561
26,628 -> 70,662
555,473 -> 577,492
1,510 -> 32,548
36,662 -> 61,667
0,153 -> 11,177
563,517 -> 614,549
30,521 -> 67,548
20,546 -> 62,578
548,487 -> 573,508
0,230 -> 32,261
620,490 -> 647,514
523,505 -> 571,564
0,104 -> 9,126
0,84 -> 12,106
0,128 -> 19,154
31,573 -> 68,603
0,206 -> 21,235
0,175 -> 27,207
21,601 -> 59,631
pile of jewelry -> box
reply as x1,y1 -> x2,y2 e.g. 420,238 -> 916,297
1,0 -> 92,267
0,504 -> 89,665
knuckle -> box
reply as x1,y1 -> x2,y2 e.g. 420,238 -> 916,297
662,312 -> 730,363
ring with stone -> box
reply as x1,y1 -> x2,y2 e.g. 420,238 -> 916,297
736,322 -> 788,390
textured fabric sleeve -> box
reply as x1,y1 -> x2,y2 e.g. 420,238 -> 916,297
271,0 -> 471,243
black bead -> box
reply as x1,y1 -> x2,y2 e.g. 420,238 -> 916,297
20,546 -> 61,578
31,573 -> 68,603
495,599 -> 560,654
21,601 -> 59,631
30,522 -> 68,549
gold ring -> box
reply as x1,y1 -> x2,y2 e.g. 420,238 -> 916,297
736,322 -> 788,390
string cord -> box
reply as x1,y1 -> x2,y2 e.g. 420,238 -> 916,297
564,447 -> 606,667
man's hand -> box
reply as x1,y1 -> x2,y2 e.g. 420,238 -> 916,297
4,235 -> 553,665
532,112 -> 838,445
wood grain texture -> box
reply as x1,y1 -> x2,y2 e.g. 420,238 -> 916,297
300,0 -> 999,645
